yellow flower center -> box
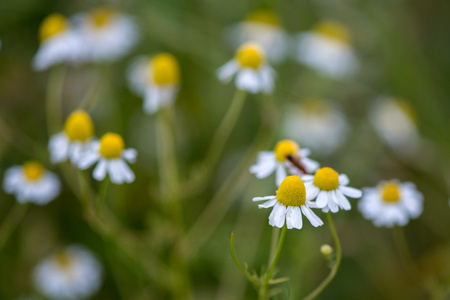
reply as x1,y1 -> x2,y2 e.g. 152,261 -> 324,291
313,21 -> 351,44
23,161 -> 45,181
276,176 -> 306,207
63,110 -> 95,142
89,7 -> 115,28
236,42 -> 264,69
53,250 -> 74,270
381,181 -> 401,203
39,14 -> 69,42
245,10 -> 280,26
274,140 -> 299,162
99,133 -> 124,159
151,53 -> 180,85
313,167 -> 339,191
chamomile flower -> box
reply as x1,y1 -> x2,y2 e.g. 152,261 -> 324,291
33,245 -> 102,300
282,99 -> 349,156
48,110 -> 96,164
76,7 -> 138,62
217,42 -> 275,94
250,140 -> 319,186
302,167 -> 362,213
33,13 -> 85,71
294,20 -> 358,78
3,161 -> 60,205
227,9 -> 289,63
127,53 -> 180,114
358,180 -> 424,227
77,132 -> 137,184
253,176 -> 323,229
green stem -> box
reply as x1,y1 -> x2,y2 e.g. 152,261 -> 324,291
0,203 -> 29,251
46,65 -> 66,137
267,227 -> 280,267
229,232 -> 260,286
303,213 -> 341,300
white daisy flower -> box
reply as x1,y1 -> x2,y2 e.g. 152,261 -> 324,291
217,42 -> 275,94
227,9 -> 289,63
48,110 -> 96,164
294,20 -> 358,78
3,161 -> 60,205
253,176 -> 323,229
76,7 -> 138,62
33,245 -> 102,300
33,13 -> 86,71
77,132 -> 137,184
369,97 -> 419,155
282,99 -> 349,156
127,53 -> 180,114
302,167 -> 362,213
250,139 -> 319,187
359,180 -> 424,227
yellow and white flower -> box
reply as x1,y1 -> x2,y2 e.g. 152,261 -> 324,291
217,42 -> 275,94
127,53 -> 180,114
227,10 -> 289,63
359,180 -> 423,227
3,161 -> 60,205
250,140 -> 319,186
49,110 -> 96,164
77,132 -> 136,184
302,167 -> 362,213
294,20 -> 358,78
33,245 -> 102,300
253,176 -> 323,229
33,13 -> 85,71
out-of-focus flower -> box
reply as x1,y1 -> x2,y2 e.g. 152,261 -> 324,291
253,176 -> 323,229
359,180 -> 423,227
77,132 -> 137,184
250,139 -> 319,186
33,245 -> 102,300
217,42 -> 275,94
127,53 -> 180,114
302,167 -> 362,213
369,97 -> 419,155
33,13 -> 85,71
282,99 -> 349,156
3,161 -> 60,205
227,9 -> 289,63
49,110 -> 96,164
294,20 -> 358,78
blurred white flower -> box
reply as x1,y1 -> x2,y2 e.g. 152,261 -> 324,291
294,20 -> 358,78
250,139 -> 319,186
49,110 -> 97,164
77,132 -> 137,184
253,176 -> 323,229
227,9 -> 289,63
302,167 -> 362,213
127,53 -> 180,114
3,161 -> 60,205
282,99 -> 349,156
359,180 -> 423,227
217,42 -> 275,94
34,245 -> 102,300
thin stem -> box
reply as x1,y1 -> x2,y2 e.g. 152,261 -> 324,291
0,203 -> 29,251
267,227 -> 280,269
302,213 -> 341,300
46,65 -> 66,136
230,232 -> 260,286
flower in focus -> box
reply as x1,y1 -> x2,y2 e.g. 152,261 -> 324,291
33,245 -> 102,300
250,139 -> 319,186
253,176 -> 323,229
49,110 -> 96,164
359,180 -> 423,227
369,97 -> 419,155
282,99 -> 349,156
3,161 -> 60,205
217,42 -> 275,94
127,53 -> 180,114
77,132 -> 137,184
227,9 -> 289,63
33,13 -> 85,71
294,20 -> 358,78
302,167 -> 362,213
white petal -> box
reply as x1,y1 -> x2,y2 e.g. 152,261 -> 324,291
122,148 -> 138,163
259,65 -> 275,94
93,159 -> 107,181
48,132 -> 70,163
275,164 -> 287,187
340,186 -> 362,198
249,155 -> 277,179
77,152 -> 100,170
268,202 -> 286,228
335,190 -> 351,210
327,191 -> 339,213
291,206 -> 303,229
253,195 -> 276,202
236,69 -> 261,94
338,174 -> 349,186
285,206 -> 294,229
316,190 -> 328,208
107,160 -> 124,184
3,166 -> 24,194
301,205 -> 323,227
301,174 -> 314,182
143,86 -> 161,114
216,60 -> 239,83
258,198 -> 277,209
306,185 -> 320,201
115,159 -> 135,183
